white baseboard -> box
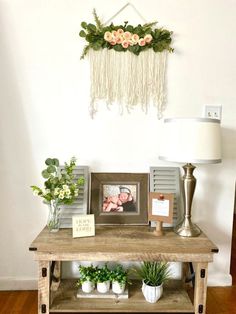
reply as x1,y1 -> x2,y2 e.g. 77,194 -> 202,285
208,273 -> 232,286
0,278 -> 37,290
0,273 -> 232,290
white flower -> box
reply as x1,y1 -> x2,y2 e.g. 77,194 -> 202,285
33,190 -> 39,196
54,188 -> 59,195
59,194 -> 64,199
45,189 -> 50,194
66,190 -> 71,195
63,185 -> 69,190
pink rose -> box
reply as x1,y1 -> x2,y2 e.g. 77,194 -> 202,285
116,37 -> 123,44
112,30 -> 118,38
123,31 -> 132,40
122,40 -> 129,48
138,38 -> 146,46
117,28 -> 124,35
144,34 -> 153,43
104,31 -> 112,42
110,39 -> 117,46
132,34 -> 139,43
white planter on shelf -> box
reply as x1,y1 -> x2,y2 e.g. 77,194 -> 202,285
112,281 -> 126,294
81,280 -> 95,293
141,281 -> 163,303
97,280 -> 110,293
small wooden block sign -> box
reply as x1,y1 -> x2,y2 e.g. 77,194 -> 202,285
72,214 -> 95,238
148,193 -> 174,236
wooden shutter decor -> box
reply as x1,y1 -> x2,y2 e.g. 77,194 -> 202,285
59,166 -> 89,228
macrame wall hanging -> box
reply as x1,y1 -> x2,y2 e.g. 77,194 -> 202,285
79,2 -> 174,118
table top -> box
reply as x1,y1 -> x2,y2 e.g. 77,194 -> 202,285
29,226 -> 218,262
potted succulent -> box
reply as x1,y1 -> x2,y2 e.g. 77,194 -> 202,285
76,265 -> 97,293
111,265 -> 128,294
134,261 -> 171,303
95,264 -> 111,293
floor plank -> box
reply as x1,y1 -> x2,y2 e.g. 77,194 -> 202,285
0,287 -> 236,313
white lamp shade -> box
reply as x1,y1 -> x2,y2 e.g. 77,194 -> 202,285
159,118 -> 222,164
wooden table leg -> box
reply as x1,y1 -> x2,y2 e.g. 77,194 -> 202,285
194,262 -> 208,314
38,261 -> 50,314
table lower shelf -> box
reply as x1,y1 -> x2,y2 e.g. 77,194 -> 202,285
50,279 -> 194,313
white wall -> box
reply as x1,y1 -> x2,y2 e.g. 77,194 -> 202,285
0,0 -> 235,289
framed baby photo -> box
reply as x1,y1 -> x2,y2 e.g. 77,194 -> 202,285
90,173 -> 149,225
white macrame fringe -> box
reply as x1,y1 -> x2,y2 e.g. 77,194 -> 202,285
89,49 -> 167,118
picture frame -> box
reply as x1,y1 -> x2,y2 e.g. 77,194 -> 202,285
148,192 -> 174,224
148,192 -> 174,236
90,173 -> 149,225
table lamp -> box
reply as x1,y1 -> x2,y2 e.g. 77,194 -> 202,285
159,118 -> 221,237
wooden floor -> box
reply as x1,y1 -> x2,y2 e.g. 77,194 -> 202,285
0,286 -> 236,314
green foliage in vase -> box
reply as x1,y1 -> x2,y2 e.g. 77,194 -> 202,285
79,9 -> 173,59
94,264 -> 112,283
76,264 -> 98,286
31,157 -> 84,205
110,264 -> 128,285
133,261 -> 171,287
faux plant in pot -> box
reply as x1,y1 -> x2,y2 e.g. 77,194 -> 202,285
111,265 -> 128,294
134,261 -> 171,303
76,265 -> 97,293
95,264 -> 111,293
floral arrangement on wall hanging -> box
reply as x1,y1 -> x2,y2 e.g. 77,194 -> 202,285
79,7 -> 173,118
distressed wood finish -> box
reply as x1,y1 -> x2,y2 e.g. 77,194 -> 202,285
30,225 -> 218,314
50,280 -> 193,313
30,226 -> 218,262
38,261 -> 50,314
194,263 -> 208,314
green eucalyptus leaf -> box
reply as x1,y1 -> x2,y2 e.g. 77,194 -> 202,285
52,158 -> 59,167
92,43 -> 101,51
113,45 -> 124,52
87,23 -> 96,32
79,30 -> 87,38
42,170 -> 50,179
81,21 -> 87,29
45,158 -> 53,166
126,25 -> 134,32
47,165 -> 56,173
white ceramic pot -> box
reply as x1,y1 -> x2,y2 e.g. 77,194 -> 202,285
81,280 -> 95,293
112,281 -> 125,294
97,280 -> 110,293
141,281 -> 163,303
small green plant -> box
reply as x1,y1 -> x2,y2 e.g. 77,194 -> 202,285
134,261 -> 171,287
76,264 -> 97,287
31,157 -> 84,205
111,265 -> 128,285
94,264 -> 111,283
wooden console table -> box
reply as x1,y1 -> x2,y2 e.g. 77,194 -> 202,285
29,225 -> 218,314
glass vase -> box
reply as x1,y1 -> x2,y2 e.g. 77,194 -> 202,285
47,200 -> 60,232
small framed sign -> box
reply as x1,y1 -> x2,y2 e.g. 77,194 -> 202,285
72,214 -> 95,238
148,193 -> 174,236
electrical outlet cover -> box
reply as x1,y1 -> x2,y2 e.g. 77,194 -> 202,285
204,105 -> 222,120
